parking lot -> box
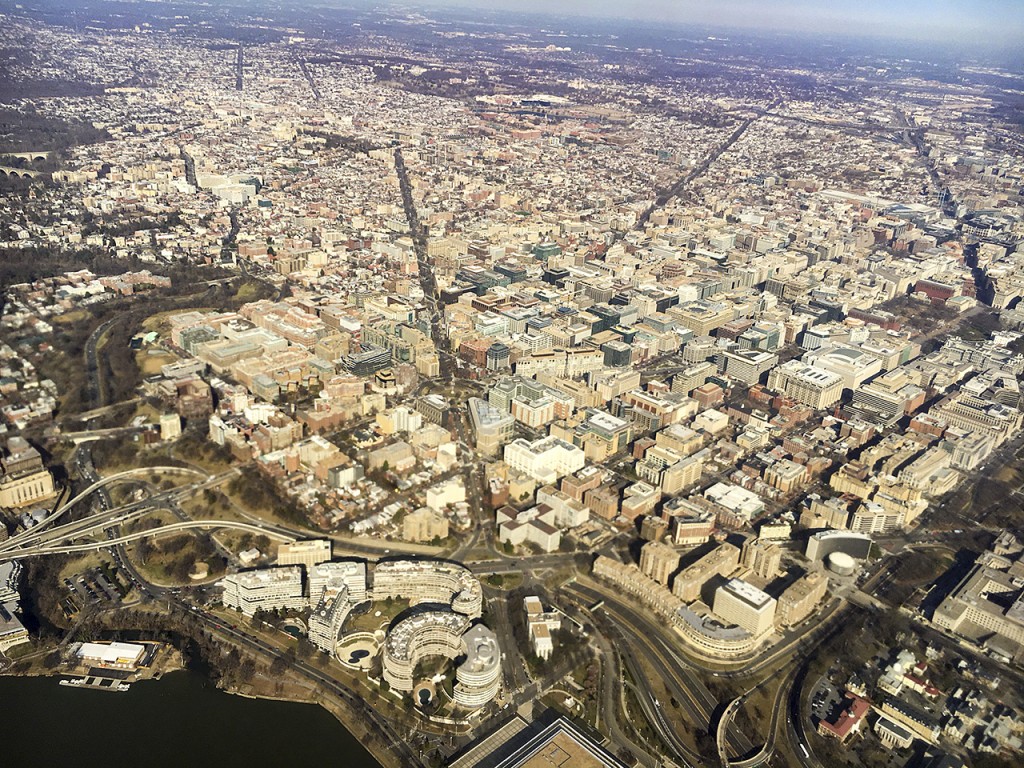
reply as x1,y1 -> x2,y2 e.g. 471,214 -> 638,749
808,676 -> 844,726
61,567 -> 127,616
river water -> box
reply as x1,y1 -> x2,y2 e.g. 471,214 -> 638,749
0,670 -> 383,767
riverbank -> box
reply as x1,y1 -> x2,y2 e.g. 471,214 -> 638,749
220,673 -> 400,768
4,581 -> 403,768
2,638 -> 395,768
0,670 -> 384,767
0,638 -> 184,681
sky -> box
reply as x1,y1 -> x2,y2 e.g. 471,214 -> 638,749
424,0 -> 1024,46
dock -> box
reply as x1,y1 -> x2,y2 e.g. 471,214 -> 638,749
59,675 -> 130,692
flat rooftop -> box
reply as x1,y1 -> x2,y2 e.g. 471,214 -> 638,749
449,716 -> 627,768
723,578 -> 773,609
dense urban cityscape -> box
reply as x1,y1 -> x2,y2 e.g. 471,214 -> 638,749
1,1 -> 1023,766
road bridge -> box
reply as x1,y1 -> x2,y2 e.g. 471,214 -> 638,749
58,398 -> 143,423
61,426 -> 149,444
8,504 -> 157,552
1,466 -> 208,550
0,519 -> 295,561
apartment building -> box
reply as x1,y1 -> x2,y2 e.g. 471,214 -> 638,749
220,567 -> 306,616
767,361 -> 844,410
713,579 -> 777,638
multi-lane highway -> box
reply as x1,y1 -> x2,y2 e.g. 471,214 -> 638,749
1,465 -> 207,549
4,520 -> 296,560
590,625 -> 663,768
84,316 -> 120,410
5,456 -> 745,768
110,545 -> 422,764
6,446 -> 838,768
0,464 -> 254,560
562,580 -> 756,762
26,448 -> 421,763
601,617 -> 703,767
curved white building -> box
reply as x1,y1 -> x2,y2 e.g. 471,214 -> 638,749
383,610 -> 469,691
674,604 -> 758,657
220,566 -> 305,617
455,624 -> 501,708
382,611 -> 501,708
372,559 -> 482,618
805,530 -> 873,562
309,561 -> 367,607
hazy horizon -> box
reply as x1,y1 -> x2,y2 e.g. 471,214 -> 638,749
417,0 -> 1024,47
